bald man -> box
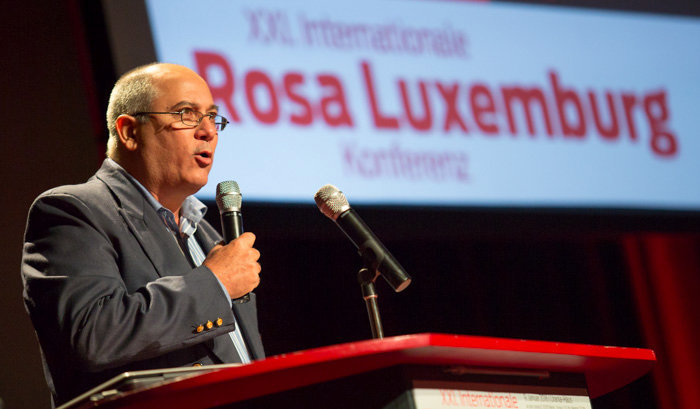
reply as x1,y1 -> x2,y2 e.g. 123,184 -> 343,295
21,63 -> 264,406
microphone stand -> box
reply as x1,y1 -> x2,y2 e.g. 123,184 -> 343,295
357,267 -> 384,339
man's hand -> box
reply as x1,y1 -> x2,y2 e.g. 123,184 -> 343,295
203,232 -> 261,299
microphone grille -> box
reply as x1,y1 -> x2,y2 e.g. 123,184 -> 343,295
314,184 -> 350,220
216,180 -> 242,212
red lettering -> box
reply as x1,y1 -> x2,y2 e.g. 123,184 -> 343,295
550,71 -> 586,138
245,70 -> 279,124
399,79 -> 432,131
644,90 -> 678,157
343,143 -> 468,183
502,85 -> 554,136
361,61 -> 399,129
318,75 -> 353,127
440,389 -> 459,406
436,82 -> 468,132
245,9 -> 294,45
440,390 -> 451,405
194,52 -> 679,159
621,93 -> 638,141
283,72 -> 312,125
588,90 -> 620,140
470,83 -> 498,134
194,51 -> 240,122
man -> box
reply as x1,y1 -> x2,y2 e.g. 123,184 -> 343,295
21,63 -> 264,406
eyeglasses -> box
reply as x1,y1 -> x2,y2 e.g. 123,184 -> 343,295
133,108 -> 229,131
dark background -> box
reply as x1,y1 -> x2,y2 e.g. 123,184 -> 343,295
2,1 -> 699,408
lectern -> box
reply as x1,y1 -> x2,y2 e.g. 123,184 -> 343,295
60,333 -> 655,409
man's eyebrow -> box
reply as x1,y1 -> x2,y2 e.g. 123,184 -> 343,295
169,101 -> 196,110
169,101 -> 219,112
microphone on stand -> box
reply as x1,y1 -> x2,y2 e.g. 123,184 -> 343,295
216,180 -> 250,303
314,184 -> 411,292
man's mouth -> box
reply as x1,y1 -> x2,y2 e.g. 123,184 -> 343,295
194,150 -> 213,165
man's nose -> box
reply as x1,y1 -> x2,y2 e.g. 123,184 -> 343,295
195,119 -> 217,141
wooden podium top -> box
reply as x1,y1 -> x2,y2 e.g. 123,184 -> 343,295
83,333 -> 656,409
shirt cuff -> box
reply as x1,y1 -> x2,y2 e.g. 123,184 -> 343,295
211,271 -> 233,308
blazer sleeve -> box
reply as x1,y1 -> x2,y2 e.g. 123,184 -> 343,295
21,191 -> 238,372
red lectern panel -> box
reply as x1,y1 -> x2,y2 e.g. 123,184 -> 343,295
79,333 -> 655,409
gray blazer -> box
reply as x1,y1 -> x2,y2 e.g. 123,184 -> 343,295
21,160 -> 264,406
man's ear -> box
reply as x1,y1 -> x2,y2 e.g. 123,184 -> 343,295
115,115 -> 140,152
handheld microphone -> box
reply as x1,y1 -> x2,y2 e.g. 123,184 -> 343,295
314,184 -> 412,292
216,180 -> 250,302
216,180 -> 243,242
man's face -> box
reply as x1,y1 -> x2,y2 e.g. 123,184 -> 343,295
137,66 -> 219,197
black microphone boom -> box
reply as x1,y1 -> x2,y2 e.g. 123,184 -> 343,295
315,184 -> 412,292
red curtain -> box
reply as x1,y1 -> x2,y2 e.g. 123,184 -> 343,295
623,234 -> 700,409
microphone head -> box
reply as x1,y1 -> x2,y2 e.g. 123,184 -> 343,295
216,180 -> 242,213
314,184 -> 351,221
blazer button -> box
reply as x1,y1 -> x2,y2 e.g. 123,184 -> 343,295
206,320 -> 214,330
215,318 -> 223,326
196,324 -> 204,333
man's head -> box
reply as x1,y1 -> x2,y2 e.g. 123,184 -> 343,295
105,63 -> 221,210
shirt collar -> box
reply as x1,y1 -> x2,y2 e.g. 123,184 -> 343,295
107,158 -> 208,236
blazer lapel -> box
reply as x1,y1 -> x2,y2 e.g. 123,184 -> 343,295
193,220 -> 223,254
96,160 -> 192,278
